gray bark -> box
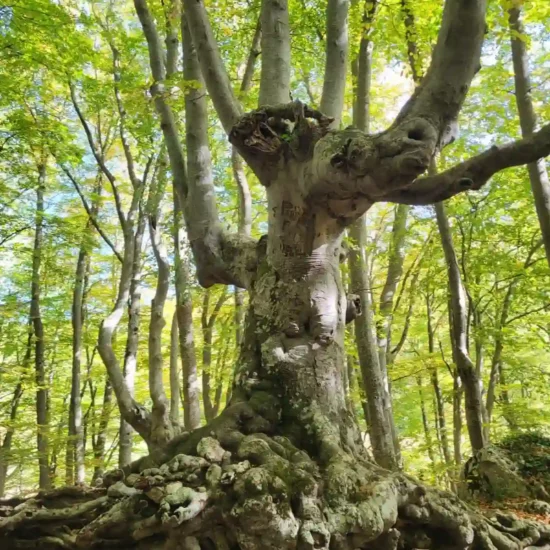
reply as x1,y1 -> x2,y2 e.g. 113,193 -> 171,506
67,248 -> 88,485
320,0 -> 349,126
181,0 -> 242,133
147,158 -> 174,446
71,77 -> 154,446
426,295 -> 452,469
201,289 -> 228,423
6,0 -> 550,547
417,375 -> 436,473
509,5 -> 550,268
0,382 -> 23,496
259,0 -> 290,105
119,209 -> 146,468
173,190 -> 201,431
230,19 -> 262,402
32,163 -> 50,490
348,219 -> 398,469
67,178 -> 103,485
169,312 -> 181,429
376,204 -> 408,464
435,201 -> 485,452
347,0 -> 397,470
92,380 -> 113,482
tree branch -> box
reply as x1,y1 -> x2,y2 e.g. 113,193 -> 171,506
134,0 -> 258,289
181,0 -> 242,133
60,166 -> 123,263
68,81 -> 126,228
395,0 -> 488,147
505,302 -> 550,326
259,0 -> 291,105
383,123 -> 550,205
320,0 -> 349,126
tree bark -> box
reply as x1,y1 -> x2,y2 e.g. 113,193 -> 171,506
435,201 -> 485,452
0,382 -> 23,496
92,380 -> 113,482
201,289 -> 228,423
376,203 -> 408,464
169,312 -> 181,429
6,0 -> 550,546
347,0 -> 398,470
259,0 -> 290,105
119,208 -> 146,468
426,295 -> 452,469
67,178 -> 102,485
32,162 -> 50,490
173,190 -> 201,431
509,5 -> 550,268
147,158 -> 174,446
417,375 -> 436,473
67,246 -> 88,485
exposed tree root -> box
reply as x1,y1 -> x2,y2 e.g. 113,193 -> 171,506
2,405 -> 550,550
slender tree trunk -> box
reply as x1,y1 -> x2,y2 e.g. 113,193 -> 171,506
453,374 -> 463,467
376,203 -> 408,464
0,383 -> 23,496
436,200 -> 485,452
67,246 -> 87,485
347,0 -> 397,470
201,289 -> 228,423
92,380 -> 113,482
67,193 -> 99,485
32,163 -> 50,490
173,190 -> 201,430
119,210 -> 146,468
348,220 -> 397,469
170,312 -> 181,429
509,6 -> 550,268
417,375 -> 436,473
426,296 -> 452,468
147,160 -> 174,445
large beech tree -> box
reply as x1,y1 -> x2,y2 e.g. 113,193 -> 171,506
2,0 -> 550,549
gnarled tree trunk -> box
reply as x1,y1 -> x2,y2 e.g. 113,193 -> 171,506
5,0 -> 550,547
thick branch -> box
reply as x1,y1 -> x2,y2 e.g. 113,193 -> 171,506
182,0 -> 242,133
383,123 -> 550,205
395,0 -> 487,146
233,19 -> 262,236
134,1 -> 256,288
182,17 -> 258,288
259,0 -> 291,105
320,0 -> 349,126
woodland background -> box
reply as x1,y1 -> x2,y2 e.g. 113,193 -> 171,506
1,0 -> 550,496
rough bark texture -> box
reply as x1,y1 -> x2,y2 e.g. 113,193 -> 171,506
7,0 -> 550,546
